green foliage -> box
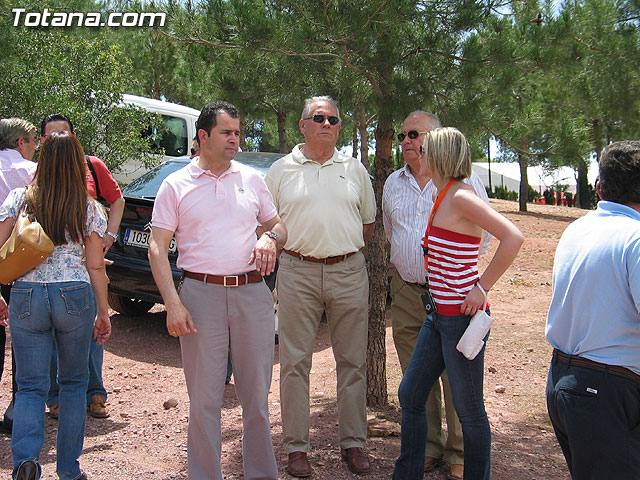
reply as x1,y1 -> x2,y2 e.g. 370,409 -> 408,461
490,185 -> 519,201
564,191 -> 573,207
0,26 -> 160,173
528,184 -> 541,200
543,188 -> 556,205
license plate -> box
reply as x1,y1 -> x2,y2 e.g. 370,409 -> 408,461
123,228 -> 177,254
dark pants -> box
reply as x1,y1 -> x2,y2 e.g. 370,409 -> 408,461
546,356 -> 640,480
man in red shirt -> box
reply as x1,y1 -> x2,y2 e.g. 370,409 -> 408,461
41,114 -> 125,419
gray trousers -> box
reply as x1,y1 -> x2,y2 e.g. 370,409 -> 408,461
179,276 -> 278,480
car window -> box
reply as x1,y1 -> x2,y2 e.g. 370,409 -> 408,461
142,115 -> 189,157
159,116 -> 189,156
123,160 -> 189,198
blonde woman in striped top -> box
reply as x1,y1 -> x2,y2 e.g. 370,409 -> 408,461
393,127 -> 523,480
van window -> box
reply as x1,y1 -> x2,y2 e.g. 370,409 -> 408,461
159,116 -> 188,156
144,115 -> 189,157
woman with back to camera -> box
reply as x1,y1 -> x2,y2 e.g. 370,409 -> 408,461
393,127 -> 523,480
0,132 -> 111,480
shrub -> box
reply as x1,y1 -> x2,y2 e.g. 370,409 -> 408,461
493,185 -> 518,201
543,189 -> 555,205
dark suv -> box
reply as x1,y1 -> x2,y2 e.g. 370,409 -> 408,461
105,152 -> 284,315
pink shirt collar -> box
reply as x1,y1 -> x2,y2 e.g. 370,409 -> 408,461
186,158 -> 241,179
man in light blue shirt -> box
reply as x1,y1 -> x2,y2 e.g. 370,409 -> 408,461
546,140 -> 640,480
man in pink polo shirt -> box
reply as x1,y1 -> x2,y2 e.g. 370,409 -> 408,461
149,100 -> 287,480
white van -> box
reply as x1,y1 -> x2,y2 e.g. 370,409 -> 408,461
114,94 -> 200,184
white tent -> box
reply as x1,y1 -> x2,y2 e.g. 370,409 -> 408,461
471,161 -> 599,194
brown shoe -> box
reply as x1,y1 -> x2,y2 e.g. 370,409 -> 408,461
424,456 -> 445,472
47,403 -> 59,419
286,451 -> 312,477
88,395 -> 109,418
341,447 -> 371,475
448,463 -> 464,480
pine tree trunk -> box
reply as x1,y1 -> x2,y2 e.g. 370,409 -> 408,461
518,144 -> 528,212
359,102 -> 370,172
239,116 -> 247,152
352,125 -> 359,159
366,91 -> 394,407
277,109 -> 287,154
576,159 -> 590,209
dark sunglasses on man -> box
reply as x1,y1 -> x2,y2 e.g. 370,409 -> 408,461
305,114 -> 340,126
397,130 -> 428,142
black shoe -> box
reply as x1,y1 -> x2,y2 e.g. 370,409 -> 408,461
15,459 -> 38,480
1,400 -> 13,435
0,418 -> 11,435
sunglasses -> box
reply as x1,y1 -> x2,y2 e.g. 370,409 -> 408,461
305,114 -> 340,126
397,130 -> 428,142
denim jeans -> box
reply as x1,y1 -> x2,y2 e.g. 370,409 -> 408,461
393,313 -> 491,480
48,336 -> 107,406
9,281 -> 95,480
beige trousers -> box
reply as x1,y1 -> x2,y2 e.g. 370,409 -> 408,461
277,251 -> 369,453
390,269 -> 464,465
179,277 -> 278,480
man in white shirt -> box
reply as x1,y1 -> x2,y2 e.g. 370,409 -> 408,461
382,111 -> 490,480
0,117 -> 38,434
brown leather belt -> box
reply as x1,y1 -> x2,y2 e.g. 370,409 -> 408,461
183,270 -> 263,287
283,249 -> 357,265
553,349 -> 640,385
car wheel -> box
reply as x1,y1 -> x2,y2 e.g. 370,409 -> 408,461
108,291 -> 154,316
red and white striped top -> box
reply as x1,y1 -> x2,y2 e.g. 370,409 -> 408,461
425,225 -> 481,316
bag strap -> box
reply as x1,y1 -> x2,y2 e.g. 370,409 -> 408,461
423,178 -> 457,271
475,280 -> 488,311
85,155 -> 106,204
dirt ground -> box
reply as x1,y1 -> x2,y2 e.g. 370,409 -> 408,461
0,199 -> 587,479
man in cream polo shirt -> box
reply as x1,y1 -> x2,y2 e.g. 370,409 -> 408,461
265,96 -> 376,477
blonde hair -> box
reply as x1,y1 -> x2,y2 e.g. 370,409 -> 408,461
0,118 -> 36,150
423,127 -> 471,181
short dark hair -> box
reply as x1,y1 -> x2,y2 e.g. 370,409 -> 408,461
195,101 -> 239,145
41,113 -> 74,136
599,140 -> 640,205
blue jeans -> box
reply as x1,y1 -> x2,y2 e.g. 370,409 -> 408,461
393,313 -> 491,480
226,351 -> 233,382
9,281 -> 95,480
48,336 -> 107,406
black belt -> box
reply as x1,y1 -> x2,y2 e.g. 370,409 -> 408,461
183,270 -> 263,287
553,349 -> 640,385
283,249 -> 356,265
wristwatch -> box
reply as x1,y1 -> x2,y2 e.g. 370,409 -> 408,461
106,231 -> 118,241
264,230 -> 278,241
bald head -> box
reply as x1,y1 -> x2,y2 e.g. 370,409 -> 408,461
399,112 -> 441,173
406,111 -> 441,131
